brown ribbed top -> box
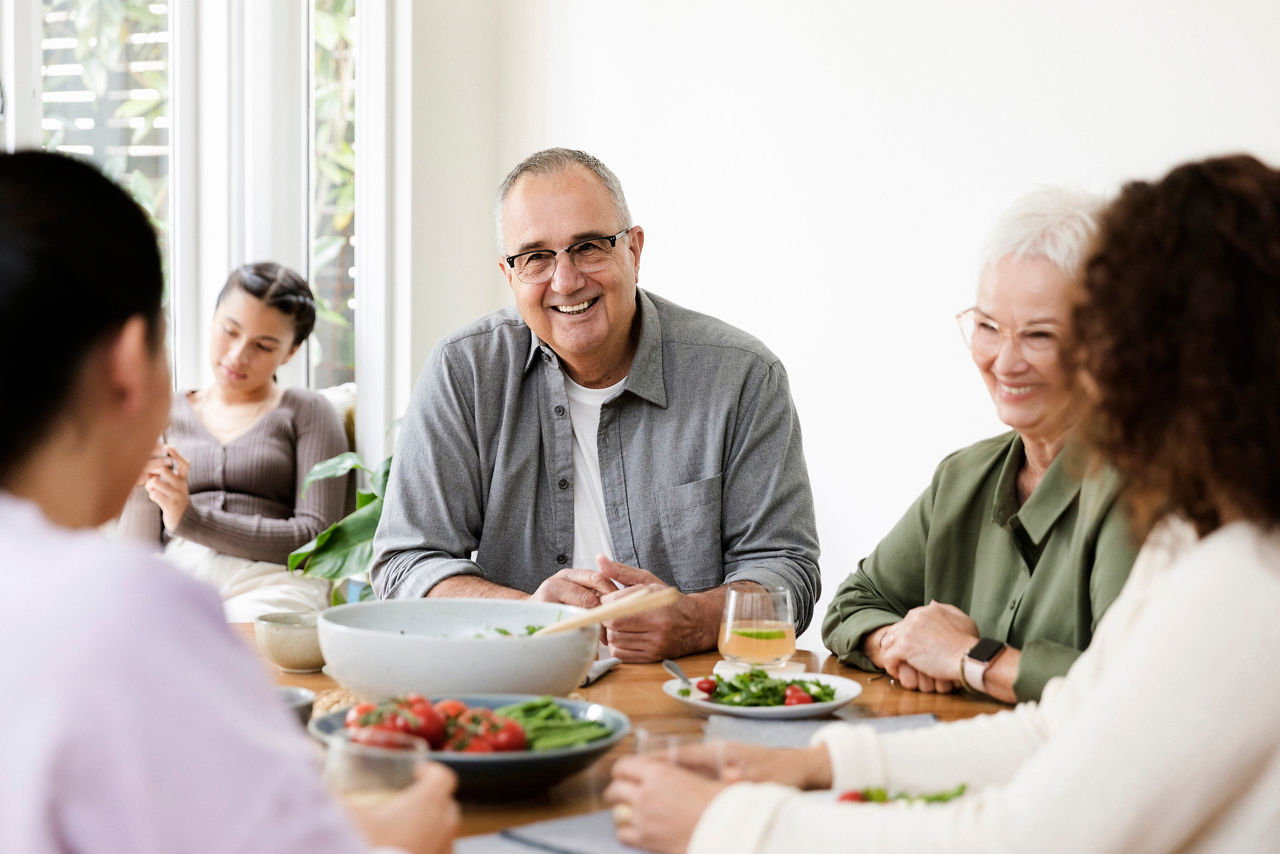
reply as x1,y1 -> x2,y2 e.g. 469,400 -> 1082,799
119,387 -> 349,564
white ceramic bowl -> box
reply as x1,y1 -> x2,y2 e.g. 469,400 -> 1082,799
255,611 -> 325,673
318,599 -> 597,699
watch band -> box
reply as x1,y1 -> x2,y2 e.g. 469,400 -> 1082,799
962,638 -> 1006,695
963,653 -> 992,694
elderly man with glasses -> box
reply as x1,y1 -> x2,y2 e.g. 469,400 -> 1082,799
371,148 -> 819,661
822,187 -> 1138,703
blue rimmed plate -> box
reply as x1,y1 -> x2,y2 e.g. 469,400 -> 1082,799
309,694 -> 629,799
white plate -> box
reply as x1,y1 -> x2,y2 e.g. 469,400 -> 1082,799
661,671 -> 862,719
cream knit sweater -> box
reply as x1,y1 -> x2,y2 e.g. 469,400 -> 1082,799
692,520 -> 1280,853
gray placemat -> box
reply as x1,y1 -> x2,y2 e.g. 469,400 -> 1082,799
456,832 -> 538,853
491,809 -> 645,854
704,712 -> 938,748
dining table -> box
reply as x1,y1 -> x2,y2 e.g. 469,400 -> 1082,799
231,623 -> 1008,839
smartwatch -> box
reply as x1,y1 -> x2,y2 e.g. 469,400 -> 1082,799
961,637 -> 1006,695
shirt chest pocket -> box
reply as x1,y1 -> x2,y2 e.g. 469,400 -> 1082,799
654,474 -> 723,590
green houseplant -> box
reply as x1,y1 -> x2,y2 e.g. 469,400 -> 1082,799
288,451 -> 391,605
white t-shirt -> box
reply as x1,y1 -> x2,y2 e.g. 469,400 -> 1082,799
565,375 -> 626,569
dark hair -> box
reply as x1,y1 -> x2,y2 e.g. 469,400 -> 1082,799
217,262 -> 316,348
0,151 -> 163,482
1073,154 -> 1280,538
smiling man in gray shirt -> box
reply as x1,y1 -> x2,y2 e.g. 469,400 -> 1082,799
372,148 -> 819,661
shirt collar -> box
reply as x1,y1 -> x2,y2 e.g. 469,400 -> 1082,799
621,289 -> 667,408
523,289 -> 668,408
990,434 -> 1084,543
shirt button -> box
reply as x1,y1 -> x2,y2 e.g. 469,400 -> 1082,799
554,405 -> 565,416
1008,600 -> 1017,611
542,353 -> 552,364
556,553 -> 568,565
558,478 -> 569,489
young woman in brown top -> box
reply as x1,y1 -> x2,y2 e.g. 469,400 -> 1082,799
120,263 -> 349,620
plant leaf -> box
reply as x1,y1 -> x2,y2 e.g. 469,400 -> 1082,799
290,498 -> 382,580
301,451 -> 367,497
371,455 -> 393,499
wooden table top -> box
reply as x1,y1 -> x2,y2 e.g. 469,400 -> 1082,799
232,623 -> 1007,837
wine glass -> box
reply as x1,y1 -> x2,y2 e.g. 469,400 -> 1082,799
717,587 -> 796,669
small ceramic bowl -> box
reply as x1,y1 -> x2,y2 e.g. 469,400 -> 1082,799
255,611 -> 325,673
278,685 -> 316,726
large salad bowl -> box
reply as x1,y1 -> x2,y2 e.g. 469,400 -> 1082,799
318,598 -> 597,699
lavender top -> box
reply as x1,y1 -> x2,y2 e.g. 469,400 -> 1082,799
0,492 -> 379,853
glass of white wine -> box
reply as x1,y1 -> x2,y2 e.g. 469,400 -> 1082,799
717,587 -> 796,669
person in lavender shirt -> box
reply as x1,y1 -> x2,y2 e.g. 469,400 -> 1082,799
0,151 -> 457,854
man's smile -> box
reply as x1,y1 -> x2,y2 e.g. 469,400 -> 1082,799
552,297 -> 599,316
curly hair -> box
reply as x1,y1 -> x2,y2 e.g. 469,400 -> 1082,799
1073,154 -> 1280,538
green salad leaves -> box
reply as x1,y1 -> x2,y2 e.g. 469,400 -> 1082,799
680,668 -> 837,706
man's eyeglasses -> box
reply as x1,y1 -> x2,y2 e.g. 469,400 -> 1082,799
955,308 -> 1062,365
505,229 -> 630,285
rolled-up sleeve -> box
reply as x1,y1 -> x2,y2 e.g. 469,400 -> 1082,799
822,482 -> 933,670
371,340 -> 486,598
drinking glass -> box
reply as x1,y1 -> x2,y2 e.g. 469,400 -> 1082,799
633,726 -> 725,776
321,731 -> 431,807
717,587 -> 796,669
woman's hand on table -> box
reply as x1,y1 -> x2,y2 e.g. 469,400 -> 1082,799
140,443 -> 191,530
606,755 -> 729,854
605,742 -> 832,852
345,762 -> 459,854
876,601 -> 979,694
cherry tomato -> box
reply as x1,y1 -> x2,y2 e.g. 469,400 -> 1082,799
434,699 -> 468,720
446,729 -> 493,752
345,702 -> 378,728
783,691 -> 814,705
348,726 -> 427,750
487,717 -> 527,752
458,708 -> 495,731
409,702 -> 446,749
695,678 -> 718,694
838,789 -> 867,802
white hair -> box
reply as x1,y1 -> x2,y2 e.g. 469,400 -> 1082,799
494,148 -> 632,251
980,186 -> 1108,279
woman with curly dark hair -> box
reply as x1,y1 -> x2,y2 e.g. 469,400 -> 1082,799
605,155 -> 1280,853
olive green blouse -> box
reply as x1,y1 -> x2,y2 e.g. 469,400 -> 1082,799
821,431 -> 1137,701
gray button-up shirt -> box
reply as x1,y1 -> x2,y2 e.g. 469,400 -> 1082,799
372,289 -> 821,630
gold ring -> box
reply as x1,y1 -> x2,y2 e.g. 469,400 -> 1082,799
612,803 -> 633,825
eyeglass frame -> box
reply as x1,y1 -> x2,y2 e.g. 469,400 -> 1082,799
954,307 -> 1064,364
503,228 -> 632,284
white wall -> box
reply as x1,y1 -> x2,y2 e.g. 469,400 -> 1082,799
407,0 -> 1280,646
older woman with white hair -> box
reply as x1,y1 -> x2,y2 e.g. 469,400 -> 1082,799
822,188 -> 1138,703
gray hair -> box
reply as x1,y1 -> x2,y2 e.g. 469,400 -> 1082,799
980,186 -> 1108,279
494,148 -> 633,250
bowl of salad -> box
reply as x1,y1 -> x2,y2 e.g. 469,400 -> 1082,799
318,599 -> 598,699
309,693 -> 630,797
